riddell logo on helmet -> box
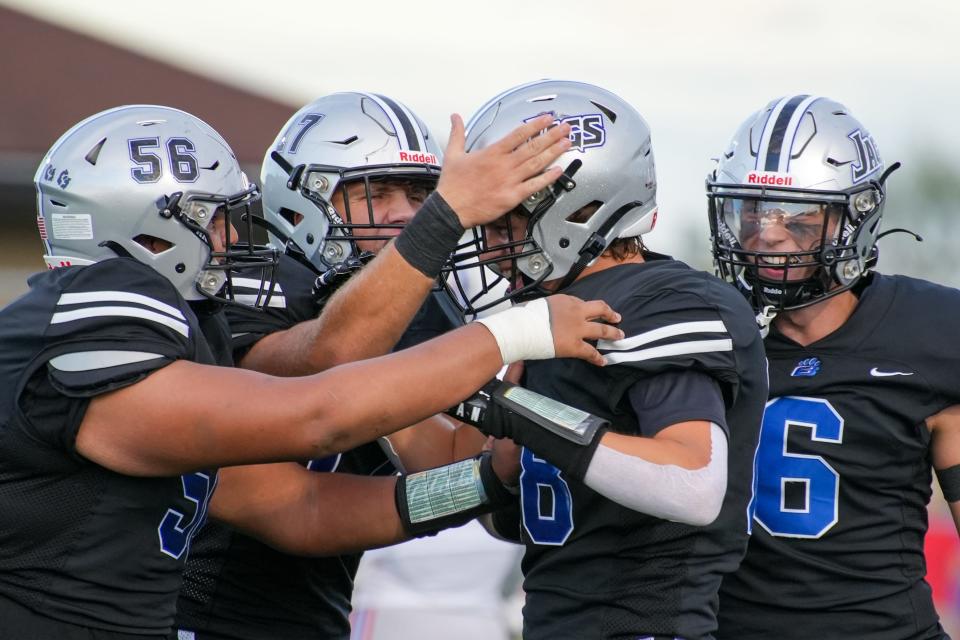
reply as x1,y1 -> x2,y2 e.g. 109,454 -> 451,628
745,171 -> 794,186
397,151 -> 439,164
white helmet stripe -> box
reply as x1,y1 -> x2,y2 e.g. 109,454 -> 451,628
753,96 -> 794,171
367,93 -> 423,151
780,95 -> 824,173
383,96 -> 427,152
758,95 -> 815,172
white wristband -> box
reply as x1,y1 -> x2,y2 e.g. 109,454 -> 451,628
474,298 -> 556,364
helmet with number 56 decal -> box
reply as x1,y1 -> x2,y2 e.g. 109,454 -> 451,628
35,105 -> 279,306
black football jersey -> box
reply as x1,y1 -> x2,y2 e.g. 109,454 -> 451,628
718,274 -> 959,640
0,259 -> 231,638
513,256 -> 768,640
175,252 -> 462,640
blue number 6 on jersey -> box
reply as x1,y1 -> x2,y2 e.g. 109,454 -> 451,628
520,447 -> 574,545
158,472 -> 216,559
752,396 -> 844,538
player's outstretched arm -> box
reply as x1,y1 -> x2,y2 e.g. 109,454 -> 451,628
209,441 -> 527,554
929,404 -> 960,536
239,114 -> 573,376
208,463 -> 406,555
75,295 -> 622,476
378,414 -> 488,474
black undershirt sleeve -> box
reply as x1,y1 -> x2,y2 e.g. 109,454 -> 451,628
627,369 -> 728,438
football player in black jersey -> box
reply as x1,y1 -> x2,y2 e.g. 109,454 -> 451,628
708,95 -> 960,640
175,93 -> 496,640
0,105 -> 624,640
444,80 -> 769,640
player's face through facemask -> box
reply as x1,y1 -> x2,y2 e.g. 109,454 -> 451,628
482,207 -> 534,291
208,209 -> 240,259
133,208 -> 237,259
330,177 -> 432,254
725,199 -> 842,283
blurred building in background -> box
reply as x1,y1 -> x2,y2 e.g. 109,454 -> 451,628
0,5 -> 295,302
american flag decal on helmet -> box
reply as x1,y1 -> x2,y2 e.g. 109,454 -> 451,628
37,215 -> 48,240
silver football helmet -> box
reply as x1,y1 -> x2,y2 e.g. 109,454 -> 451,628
35,105 -> 278,304
444,80 -> 657,315
707,95 -> 898,315
260,92 -> 442,271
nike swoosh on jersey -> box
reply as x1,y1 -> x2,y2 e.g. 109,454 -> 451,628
869,367 -> 914,377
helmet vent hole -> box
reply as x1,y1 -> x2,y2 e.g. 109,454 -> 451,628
201,161 -> 220,171
527,94 -> 557,103
278,208 -> 301,227
85,138 -> 107,165
590,101 -> 617,123
724,150 -> 735,159
832,110 -> 847,116
826,157 -> 848,167
566,201 -> 603,224
332,136 -> 359,146
50,199 -> 67,208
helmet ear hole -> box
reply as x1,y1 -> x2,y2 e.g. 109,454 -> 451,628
277,208 -> 302,227
565,201 -> 603,224
133,234 -> 175,254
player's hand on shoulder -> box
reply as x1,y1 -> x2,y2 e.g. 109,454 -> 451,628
437,113 -> 572,228
547,294 -> 622,366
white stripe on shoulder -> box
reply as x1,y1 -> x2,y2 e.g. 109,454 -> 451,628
598,320 -> 727,352
603,338 -> 734,366
230,277 -> 284,294
51,306 -> 190,338
49,350 -> 166,372
58,291 -> 186,321
232,294 -> 286,308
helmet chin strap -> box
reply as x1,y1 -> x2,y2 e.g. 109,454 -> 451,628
553,200 -> 647,293
755,305 -> 777,338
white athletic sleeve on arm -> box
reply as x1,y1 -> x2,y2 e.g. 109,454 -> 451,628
583,422 -> 728,526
